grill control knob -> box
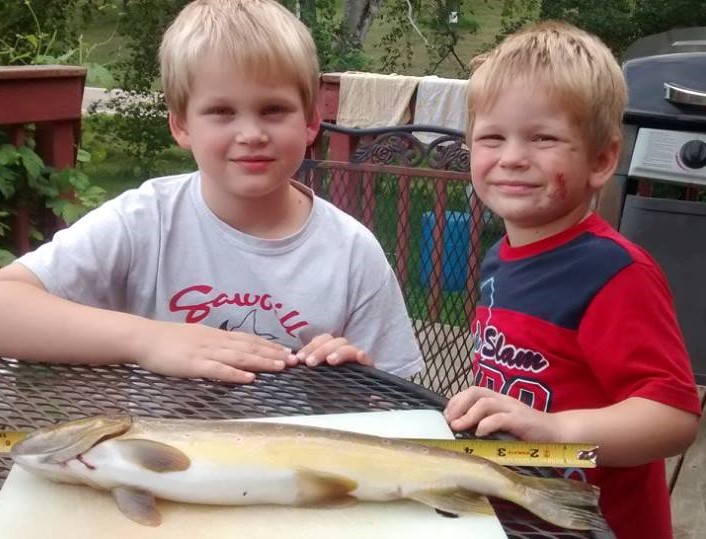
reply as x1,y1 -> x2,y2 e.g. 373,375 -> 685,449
679,139 -> 706,169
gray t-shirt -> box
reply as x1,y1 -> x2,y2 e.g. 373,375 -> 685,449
18,173 -> 423,378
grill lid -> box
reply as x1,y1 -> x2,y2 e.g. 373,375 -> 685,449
623,52 -> 706,130
623,27 -> 706,61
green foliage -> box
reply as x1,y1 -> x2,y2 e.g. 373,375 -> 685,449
493,0 -> 706,58
0,245 -> 14,268
377,0 -> 481,74
424,0 -> 480,75
0,0 -> 85,61
80,113 -> 195,197
115,0 -> 189,90
0,130 -> 107,259
377,0 -> 418,72
0,0 -> 113,259
540,0 -> 635,54
632,0 -> 706,41
91,91 -> 173,177
283,0 -> 370,71
492,0 -> 541,44
0,143 -> 46,202
0,0 -> 116,87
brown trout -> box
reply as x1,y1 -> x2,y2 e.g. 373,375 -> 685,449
11,415 -> 608,530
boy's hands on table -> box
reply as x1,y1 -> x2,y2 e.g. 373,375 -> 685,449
136,320 -> 297,384
444,386 -> 561,441
135,325 -> 371,383
295,333 -> 373,368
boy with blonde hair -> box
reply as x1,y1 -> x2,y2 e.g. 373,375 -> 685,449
0,0 -> 422,383
444,21 -> 700,538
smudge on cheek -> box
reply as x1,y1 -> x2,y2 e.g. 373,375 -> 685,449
554,173 -> 567,200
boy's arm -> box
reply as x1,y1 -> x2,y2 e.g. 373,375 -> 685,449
0,263 -> 146,364
446,260 -> 701,467
0,263 -> 294,383
445,387 -> 698,466
555,397 -> 698,466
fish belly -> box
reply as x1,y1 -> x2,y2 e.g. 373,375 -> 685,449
71,442 -> 302,505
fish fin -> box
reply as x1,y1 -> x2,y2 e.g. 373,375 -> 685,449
113,439 -> 190,472
294,469 -> 358,508
408,488 -> 495,516
112,486 -> 161,526
511,475 -> 609,532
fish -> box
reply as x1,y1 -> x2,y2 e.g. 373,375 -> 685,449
11,415 -> 608,531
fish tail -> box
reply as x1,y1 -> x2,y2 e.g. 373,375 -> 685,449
510,475 -> 609,532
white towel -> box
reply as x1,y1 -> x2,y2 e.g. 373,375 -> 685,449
336,72 -> 421,128
413,75 -> 468,144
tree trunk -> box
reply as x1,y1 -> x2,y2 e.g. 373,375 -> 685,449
341,0 -> 385,49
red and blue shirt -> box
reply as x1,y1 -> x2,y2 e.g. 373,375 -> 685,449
472,213 -> 701,539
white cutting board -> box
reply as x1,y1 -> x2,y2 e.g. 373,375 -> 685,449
0,410 -> 507,539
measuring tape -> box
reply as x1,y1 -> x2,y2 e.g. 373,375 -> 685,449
413,438 -> 598,468
0,430 -> 597,468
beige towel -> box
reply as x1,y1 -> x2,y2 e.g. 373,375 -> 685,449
336,72 -> 421,128
413,75 -> 468,143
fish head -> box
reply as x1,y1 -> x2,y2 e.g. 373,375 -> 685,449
11,415 -> 132,483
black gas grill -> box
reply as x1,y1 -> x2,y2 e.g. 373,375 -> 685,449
600,35 -> 706,385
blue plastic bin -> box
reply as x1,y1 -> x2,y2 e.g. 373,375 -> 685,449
420,210 -> 471,292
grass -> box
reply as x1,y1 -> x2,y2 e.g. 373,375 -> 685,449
363,0 -> 505,76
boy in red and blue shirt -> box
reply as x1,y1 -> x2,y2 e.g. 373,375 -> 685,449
445,21 -> 701,539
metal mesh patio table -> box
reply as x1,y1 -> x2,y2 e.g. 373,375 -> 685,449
0,358 -> 613,539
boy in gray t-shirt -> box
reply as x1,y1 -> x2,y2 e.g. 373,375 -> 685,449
0,0 -> 423,383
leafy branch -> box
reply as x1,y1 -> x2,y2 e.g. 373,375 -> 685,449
0,132 -> 107,264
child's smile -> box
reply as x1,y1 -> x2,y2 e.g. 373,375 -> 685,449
469,81 -> 614,246
231,155 -> 276,174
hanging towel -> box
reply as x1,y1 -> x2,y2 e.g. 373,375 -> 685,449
336,72 -> 421,128
413,75 -> 468,144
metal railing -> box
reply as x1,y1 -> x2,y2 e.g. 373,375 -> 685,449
297,123 -> 504,396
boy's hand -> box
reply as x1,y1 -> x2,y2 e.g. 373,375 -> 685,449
295,333 -> 373,368
136,320 -> 295,383
444,387 -> 562,441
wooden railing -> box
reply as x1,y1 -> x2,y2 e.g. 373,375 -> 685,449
0,65 -> 86,254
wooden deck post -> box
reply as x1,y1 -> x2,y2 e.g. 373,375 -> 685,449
0,65 -> 86,254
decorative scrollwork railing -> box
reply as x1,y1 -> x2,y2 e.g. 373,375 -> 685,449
319,122 -> 469,172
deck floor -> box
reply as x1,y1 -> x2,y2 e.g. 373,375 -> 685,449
668,386 -> 706,539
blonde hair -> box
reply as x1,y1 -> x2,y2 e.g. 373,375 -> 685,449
160,0 -> 319,120
468,21 -> 627,152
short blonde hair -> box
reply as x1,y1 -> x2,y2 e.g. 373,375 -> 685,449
468,21 -> 627,152
160,0 -> 319,120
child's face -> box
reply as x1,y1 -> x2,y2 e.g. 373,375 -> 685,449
469,81 -> 617,245
169,56 -> 319,213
